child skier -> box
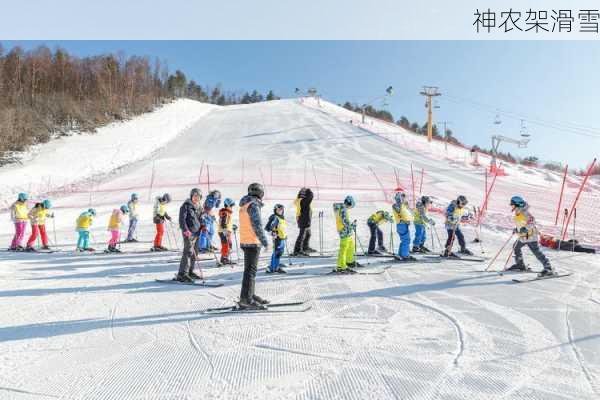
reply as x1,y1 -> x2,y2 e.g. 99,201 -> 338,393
106,205 -> 129,253
198,190 -> 221,253
238,183 -> 270,309
444,195 -> 473,257
293,187 -> 315,256
333,195 -> 359,273
25,199 -> 54,251
366,210 -> 393,255
9,192 -> 29,251
126,193 -> 139,242
412,196 -> 436,253
218,198 -> 236,265
76,208 -> 96,252
392,191 -> 415,261
265,204 -> 288,274
152,193 -> 172,251
507,196 -> 554,277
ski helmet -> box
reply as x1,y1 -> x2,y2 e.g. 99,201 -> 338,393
120,205 -> 129,214
247,183 -> 265,199
130,193 -> 139,201
223,198 -> 235,207
421,196 -> 432,205
161,193 -> 171,203
274,203 -> 284,214
456,195 -> 468,207
88,208 -> 96,216
344,195 -> 356,208
298,187 -> 308,199
17,192 -> 28,202
510,195 -> 526,208
394,191 -> 406,204
190,187 -> 202,200
42,199 -> 52,209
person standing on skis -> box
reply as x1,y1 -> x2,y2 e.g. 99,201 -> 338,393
366,210 -> 393,255
412,196 -> 436,253
333,195 -> 359,273
238,183 -> 270,309
126,193 -> 140,242
507,196 -> 554,277
25,199 -> 54,251
198,190 -> 221,253
9,192 -> 29,251
76,208 -> 96,252
106,205 -> 129,253
265,204 -> 288,274
177,188 -> 203,282
152,193 -> 172,251
218,198 -> 236,265
392,191 -> 415,261
443,195 -> 473,257
292,187 -> 315,256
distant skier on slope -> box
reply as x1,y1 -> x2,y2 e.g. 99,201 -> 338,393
392,191 -> 416,261
198,190 -> 221,253
366,210 -> 393,255
265,204 -> 288,274
412,196 -> 436,254
177,188 -> 203,282
238,183 -> 270,309
105,205 -> 129,253
9,192 -> 29,251
25,199 -> 54,251
218,198 -> 236,265
443,195 -> 473,257
292,187 -> 316,256
125,193 -> 140,242
333,195 -> 359,273
152,193 -> 172,251
76,208 -> 96,252
507,196 -> 555,277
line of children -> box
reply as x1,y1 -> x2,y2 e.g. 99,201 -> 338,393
366,210 -> 393,255
76,208 -> 96,252
218,198 -> 236,265
126,193 -> 139,242
265,204 -> 288,273
152,193 -> 172,251
25,199 -> 54,251
106,205 -> 129,253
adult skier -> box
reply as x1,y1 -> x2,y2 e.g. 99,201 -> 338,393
218,198 -> 236,265
392,191 -> 415,261
106,205 -> 129,253
443,195 -> 473,257
152,193 -> 172,251
76,208 -> 96,252
177,188 -> 203,282
333,195 -> 358,273
507,196 -> 554,277
412,196 -> 436,253
292,187 -> 315,256
198,190 -> 221,253
25,199 -> 54,251
126,193 -> 140,242
238,183 -> 270,309
9,192 -> 29,251
265,204 -> 288,274
366,210 -> 393,255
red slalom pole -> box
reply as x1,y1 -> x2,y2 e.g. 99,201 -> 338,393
554,164 -> 568,226
561,158 -> 596,241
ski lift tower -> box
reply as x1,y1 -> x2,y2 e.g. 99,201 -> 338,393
420,86 -> 442,142
490,117 -> 531,174
362,86 -> 394,123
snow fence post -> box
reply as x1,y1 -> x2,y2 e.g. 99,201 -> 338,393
554,164 -> 568,226
561,158 -> 597,241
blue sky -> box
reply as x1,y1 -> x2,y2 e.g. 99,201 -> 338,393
3,41 -> 599,168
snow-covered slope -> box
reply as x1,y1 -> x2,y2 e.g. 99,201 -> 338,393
0,98 -> 598,400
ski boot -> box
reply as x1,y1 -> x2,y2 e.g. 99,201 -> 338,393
367,250 -> 381,255
176,274 -> 193,283
25,246 -> 37,252
304,247 -> 317,253
220,256 -> 230,265
507,262 -> 527,272
189,271 -> 203,280
346,261 -> 364,268
41,245 -> 51,250
237,298 -> 267,310
84,247 -> 95,252
401,255 -> 417,262
411,246 -> 421,253
278,263 -> 288,268
377,246 -> 388,253
16,245 -> 25,252
252,294 -> 270,305
459,248 -> 474,256
334,267 -> 356,274
538,268 -> 555,278
275,268 -> 287,274
420,245 -> 431,254
158,246 -> 169,251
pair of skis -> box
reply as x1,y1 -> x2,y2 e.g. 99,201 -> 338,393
204,301 -> 311,315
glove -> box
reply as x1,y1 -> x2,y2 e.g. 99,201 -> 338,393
271,231 -> 277,238
519,227 -> 528,235
232,224 -> 238,230
165,215 -> 172,222
183,230 -> 192,238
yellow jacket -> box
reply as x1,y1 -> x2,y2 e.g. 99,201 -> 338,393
28,206 -> 52,225
392,202 -> 413,224
108,209 -> 124,230
11,201 -> 29,222
76,212 -> 94,231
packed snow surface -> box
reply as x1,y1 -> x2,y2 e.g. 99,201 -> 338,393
0,98 -> 598,399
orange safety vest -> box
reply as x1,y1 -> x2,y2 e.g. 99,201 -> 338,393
239,203 -> 260,245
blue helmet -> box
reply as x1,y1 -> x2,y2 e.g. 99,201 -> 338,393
344,195 -> 355,208
394,191 -> 406,204
120,205 -> 129,214
88,208 -> 96,216
131,193 -> 139,201
17,192 -> 28,202
510,195 -> 526,208
42,199 -> 52,209
223,198 -> 235,207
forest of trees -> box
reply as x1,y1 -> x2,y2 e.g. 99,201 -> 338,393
0,44 -> 279,164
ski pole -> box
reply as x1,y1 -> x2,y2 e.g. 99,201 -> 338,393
446,223 -> 459,255
474,224 -> 485,254
284,238 -> 295,266
484,232 -> 515,271
164,223 -> 173,250
429,225 -> 435,252
52,217 -> 57,247
233,226 -> 240,263
572,208 -> 577,252
390,223 -> 395,255
319,211 -> 324,256
501,240 -> 518,272
354,222 -> 371,266
170,223 -> 180,251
